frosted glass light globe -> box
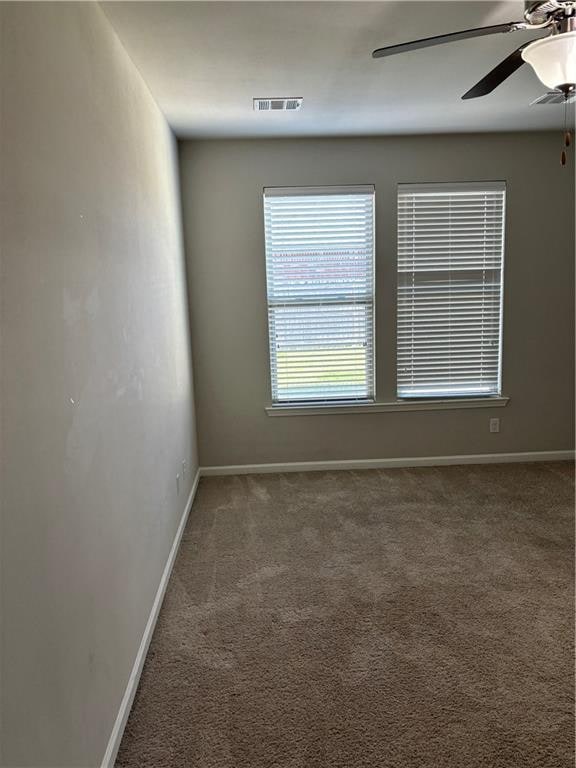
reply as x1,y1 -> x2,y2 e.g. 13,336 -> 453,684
522,31 -> 576,91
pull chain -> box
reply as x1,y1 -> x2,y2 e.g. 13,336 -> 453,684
561,91 -> 573,167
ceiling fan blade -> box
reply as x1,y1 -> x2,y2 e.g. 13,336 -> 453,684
372,22 -> 521,58
461,45 -> 529,99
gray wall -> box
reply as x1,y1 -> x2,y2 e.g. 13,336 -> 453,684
0,3 -> 197,766
180,134 -> 574,467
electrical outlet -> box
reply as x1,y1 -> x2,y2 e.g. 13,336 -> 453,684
182,460 -> 187,478
489,417 -> 500,434
176,473 -> 181,495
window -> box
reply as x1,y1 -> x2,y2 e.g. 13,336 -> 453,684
264,186 -> 375,404
397,182 -> 505,399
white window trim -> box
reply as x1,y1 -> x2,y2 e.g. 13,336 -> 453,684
396,180 -> 506,401
266,395 -> 509,416
264,184 -> 376,405
264,185 -> 374,197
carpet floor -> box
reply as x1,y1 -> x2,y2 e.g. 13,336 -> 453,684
116,462 -> 574,768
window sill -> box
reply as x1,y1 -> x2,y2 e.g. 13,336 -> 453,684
265,396 -> 510,417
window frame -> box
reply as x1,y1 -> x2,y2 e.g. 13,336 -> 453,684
396,180 -> 506,401
263,181 -> 510,417
263,184 -> 376,407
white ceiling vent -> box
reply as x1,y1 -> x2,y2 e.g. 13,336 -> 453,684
531,91 -> 576,105
254,97 -> 303,112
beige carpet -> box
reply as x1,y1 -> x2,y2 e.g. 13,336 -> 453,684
116,462 -> 574,767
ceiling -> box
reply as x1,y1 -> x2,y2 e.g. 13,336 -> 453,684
102,1 -> 568,138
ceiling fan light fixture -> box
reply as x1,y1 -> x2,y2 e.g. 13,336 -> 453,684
521,31 -> 576,91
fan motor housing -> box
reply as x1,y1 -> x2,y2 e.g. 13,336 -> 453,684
524,1 -> 576,26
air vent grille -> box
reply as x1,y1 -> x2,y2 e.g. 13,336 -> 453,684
254,97 -> 303,112
531,91 -> 576,105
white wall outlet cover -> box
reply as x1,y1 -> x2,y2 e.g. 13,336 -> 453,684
489,418 -> 500,433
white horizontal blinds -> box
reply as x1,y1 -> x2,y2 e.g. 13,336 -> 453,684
397,182 -> 505,398
264,186 -> 375,403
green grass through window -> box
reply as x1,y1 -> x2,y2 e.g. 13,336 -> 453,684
276,348 -> 367,385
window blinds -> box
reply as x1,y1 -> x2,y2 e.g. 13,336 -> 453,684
264,186 -> 375,404
397,182 -> 505,399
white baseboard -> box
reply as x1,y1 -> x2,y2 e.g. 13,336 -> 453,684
200,450 -> 574,476
100,468 -> 201,768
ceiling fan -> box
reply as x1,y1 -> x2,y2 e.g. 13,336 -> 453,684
372,1 -> 576,100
